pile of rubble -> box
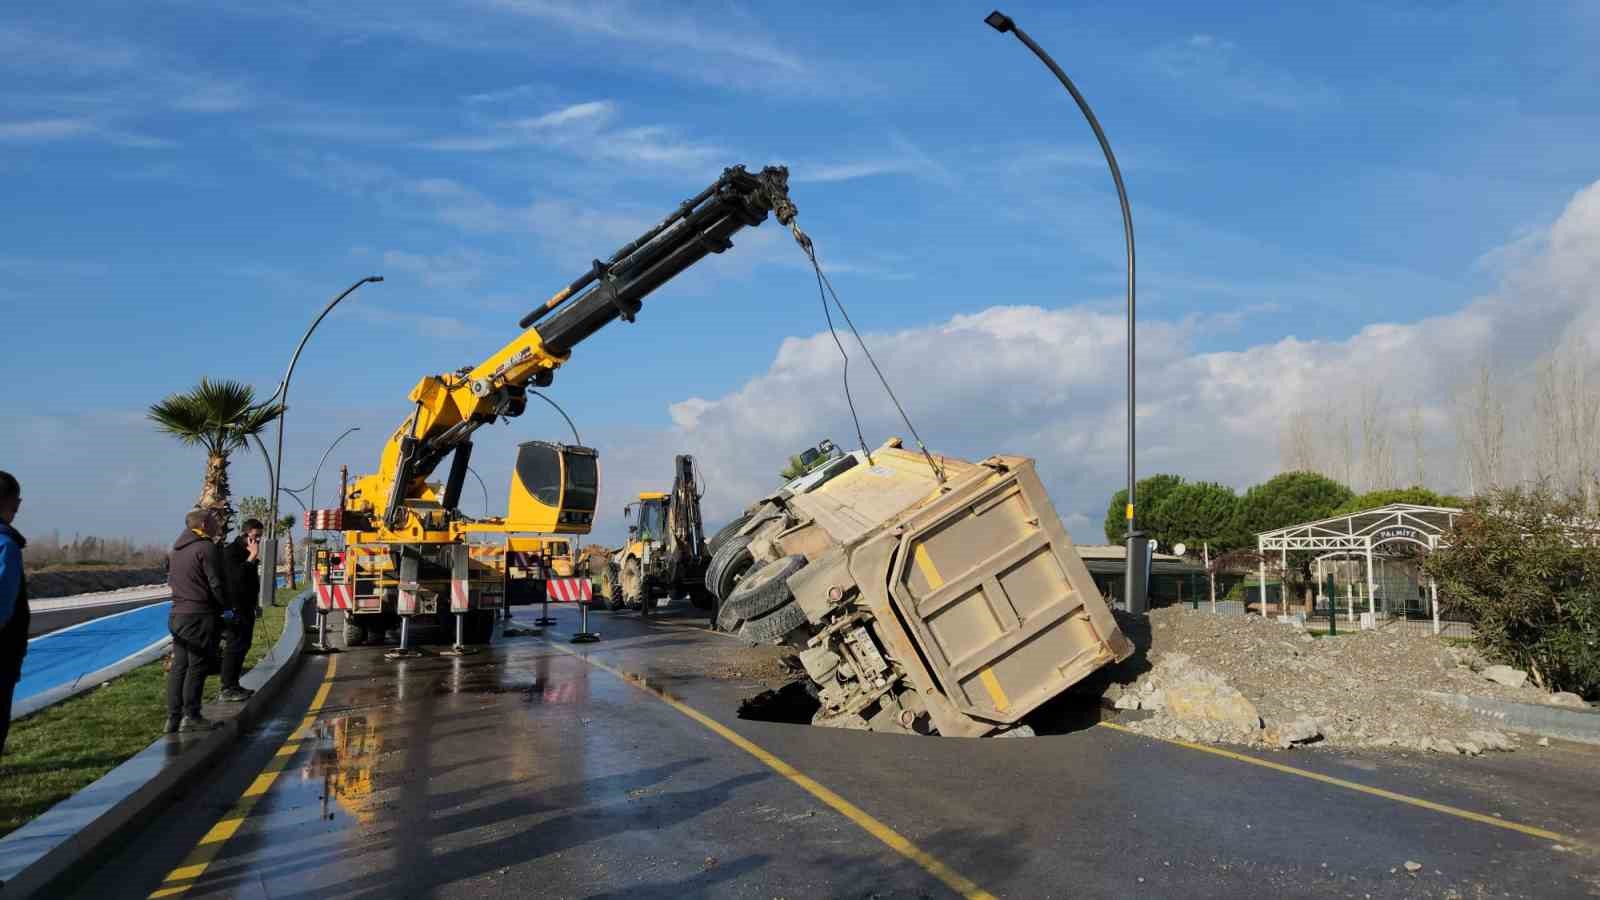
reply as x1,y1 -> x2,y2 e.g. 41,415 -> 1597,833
1097,606 -> 1588,755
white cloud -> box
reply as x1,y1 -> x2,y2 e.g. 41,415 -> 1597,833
420,99 -> 724,171
0,118 -> 97,141
597,178 -> 1600,542
1151,33 -> 1335,112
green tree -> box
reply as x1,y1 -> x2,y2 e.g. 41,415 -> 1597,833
779,454 -> 811,482
1235,471 -> 1354,537
1151,481 -> 1244,551
1330,486 -> 1466,516
1425,487 -> 1600,697
1104,474 -> 1186,544
1236,472 -> 1354,613
147,378 -> 283,517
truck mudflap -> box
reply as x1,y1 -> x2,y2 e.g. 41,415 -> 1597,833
884,457 -> 1132,727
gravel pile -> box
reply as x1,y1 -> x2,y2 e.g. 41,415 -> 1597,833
1097,606 -> 1584,755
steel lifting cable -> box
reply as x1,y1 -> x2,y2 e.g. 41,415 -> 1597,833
790,225 -> 946,483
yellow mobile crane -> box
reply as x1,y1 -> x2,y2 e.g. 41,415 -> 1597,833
311,165 -> 800,653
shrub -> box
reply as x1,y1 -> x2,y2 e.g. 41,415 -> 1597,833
1425,487 -> 1600,698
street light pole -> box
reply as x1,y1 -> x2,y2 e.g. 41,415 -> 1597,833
985,10 -> 1146,613
258,276 -> 381,615
309,426 -> 361,510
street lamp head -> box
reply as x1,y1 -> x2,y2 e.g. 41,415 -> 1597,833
367,275 -> 385,283
984,11 -> 1015,33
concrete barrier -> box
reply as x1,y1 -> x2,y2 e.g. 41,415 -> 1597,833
1425,690 -> 1600,746
0,592 -> 312,898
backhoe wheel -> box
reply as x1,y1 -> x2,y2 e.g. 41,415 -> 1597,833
718,554 -> 807,632
343,613 -> 368,648
705,534 -> 756,605
620,557 -> 645,610
707,513 -> 752,556
738,600 -> 809,645
602,564 -> 625,611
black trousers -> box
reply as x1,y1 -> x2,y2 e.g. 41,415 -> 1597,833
219,611 -> 255,691
0,676 -> 14,757
168,613 -> 218,719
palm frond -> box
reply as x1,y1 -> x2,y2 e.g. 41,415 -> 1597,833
149,377 -> 281,454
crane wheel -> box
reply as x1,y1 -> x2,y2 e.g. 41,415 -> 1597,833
343,614 -> 368,648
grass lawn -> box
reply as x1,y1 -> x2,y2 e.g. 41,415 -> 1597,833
0,587 -> 300,839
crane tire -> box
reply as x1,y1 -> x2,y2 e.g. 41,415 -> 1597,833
738,600 -> 809,645
718,554 -> 806,631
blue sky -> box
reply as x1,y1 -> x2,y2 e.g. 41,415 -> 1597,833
4,1 -> 1599,548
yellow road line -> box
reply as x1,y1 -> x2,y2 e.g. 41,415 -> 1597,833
548,642 -> 996,900
148,655 -> 339,899
1095,721 -> 1587,848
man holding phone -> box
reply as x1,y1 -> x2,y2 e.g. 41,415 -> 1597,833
219,517 -> 264,702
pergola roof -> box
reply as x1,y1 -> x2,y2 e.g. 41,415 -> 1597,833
1257,503 -> 1463,553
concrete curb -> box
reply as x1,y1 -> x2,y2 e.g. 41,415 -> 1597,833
11,635 -> 174,720
1426,690 -> 1600,746
0,592 -> 312,898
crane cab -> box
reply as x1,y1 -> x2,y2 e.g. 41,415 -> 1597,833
507,441 -> 599,534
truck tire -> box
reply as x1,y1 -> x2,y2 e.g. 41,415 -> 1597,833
718,554 -> 806,631
343,613 -> 368,647
738,600 -> 809,645
705,534 -> 756,604
708,513 -> 752,556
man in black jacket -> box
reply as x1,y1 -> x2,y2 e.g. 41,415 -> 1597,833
0,471 -> 28,757
166,508 -> 228,733
219,518 -> 263,702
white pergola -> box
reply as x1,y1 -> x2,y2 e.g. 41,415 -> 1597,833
1255,503 -> 1463,633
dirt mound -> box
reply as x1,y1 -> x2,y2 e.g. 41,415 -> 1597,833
26,567 -> 166,599
1093,606 -> 1575,755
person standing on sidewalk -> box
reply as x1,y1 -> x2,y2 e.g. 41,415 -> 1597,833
0,471 -> 29,757
218,517 -> 263,702
167,508 -> 228,733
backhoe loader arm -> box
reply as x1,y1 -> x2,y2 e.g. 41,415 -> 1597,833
351,165 -> 797,530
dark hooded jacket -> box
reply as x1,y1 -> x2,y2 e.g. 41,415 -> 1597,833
169,529 -> 227,617
0,521 -> 28,682
224,535 -> 261,615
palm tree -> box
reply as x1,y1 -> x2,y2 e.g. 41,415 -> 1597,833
148,378 -> 283,518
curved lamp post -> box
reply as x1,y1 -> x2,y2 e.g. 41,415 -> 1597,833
985,11 -> 1146,613
308,426 -> 361,510
466,466 -> 491,518
252,276 -> 380,615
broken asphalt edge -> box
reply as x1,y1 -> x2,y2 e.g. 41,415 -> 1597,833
1424,691 -> 1600,746
0,591 -> 313,898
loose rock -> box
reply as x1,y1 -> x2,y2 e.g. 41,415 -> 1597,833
1482,665 -> 1529,689
1546,692 -> 1588,709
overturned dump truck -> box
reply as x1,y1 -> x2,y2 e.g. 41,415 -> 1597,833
706,438 -> 1133,737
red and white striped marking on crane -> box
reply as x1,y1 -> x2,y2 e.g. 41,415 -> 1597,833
546,578 -> 592,604
312,568 -> 352,611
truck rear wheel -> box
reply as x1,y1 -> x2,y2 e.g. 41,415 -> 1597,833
738,600 -> 809,645
707,513 -> 752,556
705,534 -> 756,605
718,554 -> 806,632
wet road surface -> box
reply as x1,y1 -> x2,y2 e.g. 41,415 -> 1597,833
73,607 -> 1600,899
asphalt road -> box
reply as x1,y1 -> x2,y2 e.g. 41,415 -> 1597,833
72,606 -> 1600,899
